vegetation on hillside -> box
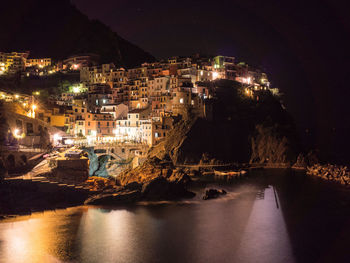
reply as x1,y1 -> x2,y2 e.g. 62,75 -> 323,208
149,80 -> 299,165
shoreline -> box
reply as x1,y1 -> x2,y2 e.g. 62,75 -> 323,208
307,164 -> 350,186
2,163 -> 346,219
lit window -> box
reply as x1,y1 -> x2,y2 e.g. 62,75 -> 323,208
180,98 -> 184,104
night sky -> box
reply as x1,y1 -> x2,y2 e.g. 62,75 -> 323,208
72,0 -> 350,163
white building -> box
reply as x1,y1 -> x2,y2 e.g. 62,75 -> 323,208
101,103 -> 128,119
114,108 -> 153,145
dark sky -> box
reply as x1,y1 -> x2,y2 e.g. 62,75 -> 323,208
73,0 -> 350,162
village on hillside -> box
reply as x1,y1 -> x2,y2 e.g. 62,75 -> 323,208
0,51 -> 273,178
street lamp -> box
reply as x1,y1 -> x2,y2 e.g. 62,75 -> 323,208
13,129 -> 19,137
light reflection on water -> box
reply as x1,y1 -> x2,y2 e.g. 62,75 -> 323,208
235,186 -> 294,263
1,172 -> 349,263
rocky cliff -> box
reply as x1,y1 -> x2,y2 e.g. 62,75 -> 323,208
148,80 -> 299,166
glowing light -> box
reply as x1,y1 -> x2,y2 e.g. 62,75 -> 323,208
23,103 -> 27,107
73,64 -> 79,70
15,94 -> 19,99
241,77 -> 252,85
72,86 -> 80,93
65,139 -> 74,145
32,105 -> 37,110
213,72 -> 219,80
53,134 -> 62,141
13,129 -> 24,139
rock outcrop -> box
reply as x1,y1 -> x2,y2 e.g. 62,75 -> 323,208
85,157 -> 196,205
250,124 -> 297,165
85,190 -> 142,205
307,164 -> 350,185
141,177 -> 195,201
117,156 -> 174,186
203,189 -> 227,200
148,81 -> 299,166
85,175 -> 195,205
83,147 -> 111,178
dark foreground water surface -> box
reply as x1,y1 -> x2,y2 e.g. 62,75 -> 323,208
1,170 -> 350,263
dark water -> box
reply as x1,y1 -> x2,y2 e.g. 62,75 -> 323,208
1,170 -> 350,263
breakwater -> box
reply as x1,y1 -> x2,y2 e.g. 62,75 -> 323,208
307,164 -> 350,185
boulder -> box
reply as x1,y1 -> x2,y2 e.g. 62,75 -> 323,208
167,169 -> 191,184
203,188 -> 227,200
141,177 -> 195,201
84,190 -> 142,205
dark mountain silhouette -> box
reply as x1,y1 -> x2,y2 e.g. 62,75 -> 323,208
0,0 -> 155,68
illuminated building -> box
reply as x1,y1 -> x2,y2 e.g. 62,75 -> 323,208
212,55 -> 236,80
85,112 -> 115,138
114,108 -> 153,144
25,58 -> 51,68
62,54 -> 99,71
0,51 -> 29,75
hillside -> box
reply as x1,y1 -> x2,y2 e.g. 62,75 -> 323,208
0,0 -> 155,68
148,80 -> 299,165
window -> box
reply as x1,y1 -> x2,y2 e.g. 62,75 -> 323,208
26,123 -> 34,135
